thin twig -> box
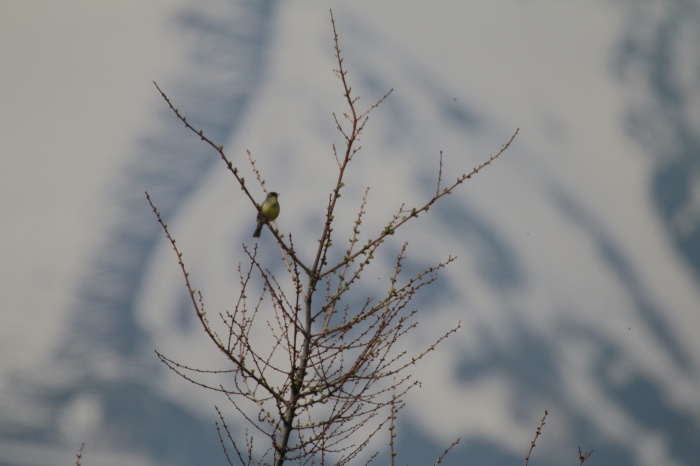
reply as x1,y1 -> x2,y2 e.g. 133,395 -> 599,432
578,446 -> 593,465
524,410 -> 548,466
74,443 -> 85,466
434,438 -> 461,466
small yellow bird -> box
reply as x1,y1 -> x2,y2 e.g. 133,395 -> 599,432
253,192 -> 280,238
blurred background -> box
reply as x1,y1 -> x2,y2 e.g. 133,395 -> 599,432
1,1 -> 699,465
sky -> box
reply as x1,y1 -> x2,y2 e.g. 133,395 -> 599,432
1,1 -> 699,465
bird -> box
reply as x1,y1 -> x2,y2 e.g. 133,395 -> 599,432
253,192 -> 280,238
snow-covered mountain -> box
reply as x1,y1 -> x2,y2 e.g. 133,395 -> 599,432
1,1 -> 698,465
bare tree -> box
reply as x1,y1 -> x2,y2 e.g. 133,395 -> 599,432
147,10 -> 518,466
